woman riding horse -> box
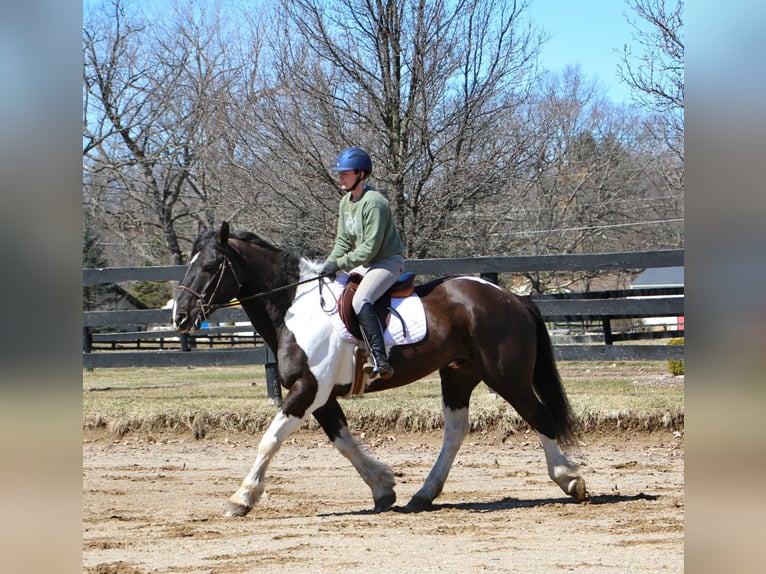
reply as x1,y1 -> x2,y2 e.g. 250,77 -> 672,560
321,147 -> 405,379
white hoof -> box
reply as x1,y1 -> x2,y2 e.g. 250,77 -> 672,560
224,500 -> 252,517
564,476 -> 588,501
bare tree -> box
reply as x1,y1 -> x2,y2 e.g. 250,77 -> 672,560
616,0 -> 684,263
83,0 -> 264,264
479,67 -> 682,293
82,0 -> 682,275
619,0 -> 684,162
228,0 -> 544,259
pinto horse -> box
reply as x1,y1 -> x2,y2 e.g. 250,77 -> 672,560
173,222 -> 587,517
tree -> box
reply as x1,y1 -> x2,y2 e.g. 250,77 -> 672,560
83,0 -> 264,265
617,0 -> 684,263
83,210 -> 116,310
619,0 -> 684,162
471,67 -> 682,293
228,0 -> 544,259
82,0 -> 683,277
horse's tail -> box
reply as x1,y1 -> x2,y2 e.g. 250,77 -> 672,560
524,298 -> 578,450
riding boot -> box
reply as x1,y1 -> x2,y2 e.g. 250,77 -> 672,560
356,303 -> 394,379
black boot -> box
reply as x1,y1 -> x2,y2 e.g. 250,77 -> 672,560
356,303 -> 394,379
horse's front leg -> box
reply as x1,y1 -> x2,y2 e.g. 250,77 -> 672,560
313,398 -> 396,512
406,367 -> 478,511
406,404 -> 470,511
225,410 -> 303,517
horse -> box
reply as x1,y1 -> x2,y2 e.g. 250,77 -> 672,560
172,221 -> 587,517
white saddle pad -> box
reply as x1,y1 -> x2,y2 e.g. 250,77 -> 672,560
327,272 -> 427,348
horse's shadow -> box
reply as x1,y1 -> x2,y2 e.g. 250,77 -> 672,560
317,492 -> 658,517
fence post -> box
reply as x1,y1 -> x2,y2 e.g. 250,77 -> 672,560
264,346 -> 282,407
83,327 -> 94,371
480,272 -> 499,285
602,318 -> 614,345
83,326 -> 93,353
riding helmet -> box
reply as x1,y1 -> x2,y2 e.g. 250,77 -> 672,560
330,147 -> 373,175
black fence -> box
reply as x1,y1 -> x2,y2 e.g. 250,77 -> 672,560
83,249 -> 684,369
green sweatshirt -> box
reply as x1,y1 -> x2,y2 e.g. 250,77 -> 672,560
328,186 -> 404,270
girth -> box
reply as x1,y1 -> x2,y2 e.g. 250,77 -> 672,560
337,272 -> 415,340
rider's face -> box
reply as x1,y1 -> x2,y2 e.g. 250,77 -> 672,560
337,170 -> 358,190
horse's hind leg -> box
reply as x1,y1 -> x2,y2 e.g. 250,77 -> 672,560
226,410 -> 303,517
538,432 -> 587,501
406,367 -> 480,512
481,354 -> 587,501
313,398 -> 396,512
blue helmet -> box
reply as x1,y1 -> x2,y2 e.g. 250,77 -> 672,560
330,147 -> 373,175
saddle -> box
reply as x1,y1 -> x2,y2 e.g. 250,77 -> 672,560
337,272 -> 416,341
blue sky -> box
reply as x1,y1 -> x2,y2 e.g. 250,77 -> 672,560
82,0 -> 643,105
526,0 -> 637,104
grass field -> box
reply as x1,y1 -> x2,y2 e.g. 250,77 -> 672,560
82,361 -> 683,437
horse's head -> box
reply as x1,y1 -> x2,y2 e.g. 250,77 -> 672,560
173,221 -> 242,333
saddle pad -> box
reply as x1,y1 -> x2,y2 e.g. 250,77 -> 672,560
328,273 -> 427,347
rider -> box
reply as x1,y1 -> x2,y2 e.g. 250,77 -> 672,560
321,147 -> 405,379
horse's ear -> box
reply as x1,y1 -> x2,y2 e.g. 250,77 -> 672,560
217,221 -> 230,244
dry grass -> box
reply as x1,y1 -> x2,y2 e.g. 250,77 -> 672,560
82,361 -> 683,438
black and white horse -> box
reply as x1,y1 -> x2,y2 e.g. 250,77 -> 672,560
173,222 -> 586,516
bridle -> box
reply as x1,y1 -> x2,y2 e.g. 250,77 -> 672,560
176,255 -> 241,324
177,252 -> 326,323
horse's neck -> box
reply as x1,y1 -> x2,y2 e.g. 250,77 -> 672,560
234,243 -> 309,352
240,256 -> 324,354
238,280 -> 292,353
240,301 -> 280,352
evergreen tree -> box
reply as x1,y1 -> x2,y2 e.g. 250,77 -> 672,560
83,212 -> 115,310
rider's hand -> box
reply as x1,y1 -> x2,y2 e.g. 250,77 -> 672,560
321,261 -> 340,279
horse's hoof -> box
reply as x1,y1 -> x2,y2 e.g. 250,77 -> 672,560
567,477 -> 588,502
404,495 -> 433,513
373,492 -> 396,512
224,501 -> 252,517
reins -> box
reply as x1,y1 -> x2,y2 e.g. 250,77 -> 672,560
220,274 -> 326,308
178,252 -> 328,315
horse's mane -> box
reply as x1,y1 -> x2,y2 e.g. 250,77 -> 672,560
229,230 -> 307,267
191,227 -> 305,267
191,230 -> 217,254
230,230 -> 282,252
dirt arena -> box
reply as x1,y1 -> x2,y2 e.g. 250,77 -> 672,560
83,424 -> 684,573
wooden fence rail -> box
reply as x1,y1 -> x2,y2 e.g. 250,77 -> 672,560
83,249 -> 684,369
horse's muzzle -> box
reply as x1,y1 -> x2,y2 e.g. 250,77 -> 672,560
173,307 -> 202,333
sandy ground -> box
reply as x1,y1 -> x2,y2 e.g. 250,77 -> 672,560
83,425 -> 684,573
